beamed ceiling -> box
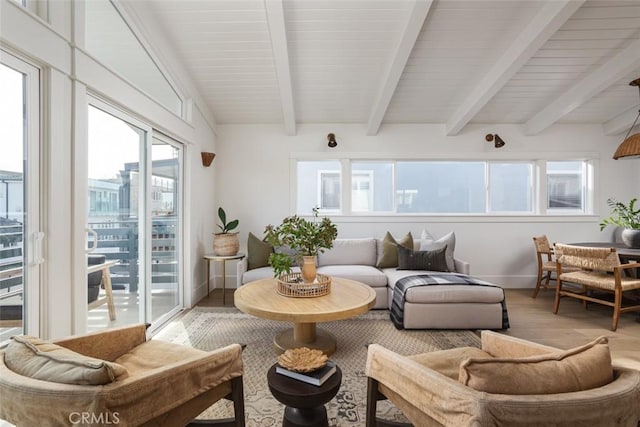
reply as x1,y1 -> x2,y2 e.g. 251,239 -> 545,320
123,0 -> 640,136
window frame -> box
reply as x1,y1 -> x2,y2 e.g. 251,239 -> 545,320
292,155 -> 596,218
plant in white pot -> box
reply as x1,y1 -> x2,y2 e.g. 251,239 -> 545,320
264,208 -> 338,282
599,198 -> 640,248
213,207 -> 240,256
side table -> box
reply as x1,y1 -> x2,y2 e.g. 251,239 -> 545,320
203,253 -> 245,304
267,364 -> 342,427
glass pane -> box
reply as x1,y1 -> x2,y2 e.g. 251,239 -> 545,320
547,161 -> 584,210
85,0 -> 182,115
151,138 -> 180,322
87,105 -> 145,331
397,162 -> 485,213
351,162 -> 394,213
0,63 -> 25,339
297,161 -> 341,214
489,163 -> 533,212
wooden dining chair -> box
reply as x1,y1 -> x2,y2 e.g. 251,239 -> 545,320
554,243 -> 640,331
531,235 -> 559,298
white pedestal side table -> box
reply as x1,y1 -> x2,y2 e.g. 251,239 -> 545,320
203,252 -> 245,304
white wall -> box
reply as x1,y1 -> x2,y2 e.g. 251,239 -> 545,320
216,123 -> 638,289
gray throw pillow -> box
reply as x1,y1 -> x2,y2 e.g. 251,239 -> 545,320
397,245 -> 449,272
420,230 -> 456,272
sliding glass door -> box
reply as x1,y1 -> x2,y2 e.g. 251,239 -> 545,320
0,52 -> 41,342
87,100 -> 183,331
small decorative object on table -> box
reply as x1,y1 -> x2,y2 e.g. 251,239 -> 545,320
264,207 -> 338,282
599,198 -> 640,248
213,207 -> 240,256
276,347 -> 336,386
276,273 -> 331,298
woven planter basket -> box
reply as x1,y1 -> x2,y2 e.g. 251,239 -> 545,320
213,232 -> 239,256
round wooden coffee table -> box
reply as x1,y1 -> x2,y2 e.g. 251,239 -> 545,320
267,364 -> 342,427
234,277 -> 376,355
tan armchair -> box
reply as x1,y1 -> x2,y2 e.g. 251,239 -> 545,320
555,243 -> 640,331
0,324 -> 245,427
365,331 -> 640,427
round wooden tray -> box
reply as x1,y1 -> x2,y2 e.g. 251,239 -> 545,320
276,273 -> 331,298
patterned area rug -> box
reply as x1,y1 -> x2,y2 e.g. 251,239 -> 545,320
155,308 -> 481,426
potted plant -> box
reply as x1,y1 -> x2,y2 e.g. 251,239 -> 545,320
599,198 -> 640,248
213,207 -> 240,256
264,208 -> 338,282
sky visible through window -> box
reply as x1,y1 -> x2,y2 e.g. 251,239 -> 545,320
0,63 -> 23,174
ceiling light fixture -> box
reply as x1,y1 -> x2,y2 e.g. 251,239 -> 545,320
485,133 -> 505,148
327,133 -> 337,148
613,78 -> 640,160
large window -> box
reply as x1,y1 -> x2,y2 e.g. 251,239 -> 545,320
296,158 -> 591,215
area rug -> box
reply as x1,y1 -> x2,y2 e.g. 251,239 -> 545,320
155,308 -> 481,426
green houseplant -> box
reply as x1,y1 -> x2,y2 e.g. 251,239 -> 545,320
264,208 -> 338,281
213,207 -> 240,256
599,198 -> 640,248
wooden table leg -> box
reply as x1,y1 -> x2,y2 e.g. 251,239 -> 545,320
102,267 -> 116,321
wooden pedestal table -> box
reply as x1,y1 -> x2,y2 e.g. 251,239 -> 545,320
267,364 -> 342,427
234,277 -> 376,355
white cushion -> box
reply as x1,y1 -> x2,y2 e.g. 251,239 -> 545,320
317,265 -> 388,287
420,230 -> 456,272
242,266 -> 300,284
317,238 -> 377,266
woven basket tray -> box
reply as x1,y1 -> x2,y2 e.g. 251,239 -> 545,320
276,273 -> 331,298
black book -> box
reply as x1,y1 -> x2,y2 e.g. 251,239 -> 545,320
275,360 -> 337,386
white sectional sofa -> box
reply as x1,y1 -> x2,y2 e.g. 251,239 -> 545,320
237,236 -> 508,330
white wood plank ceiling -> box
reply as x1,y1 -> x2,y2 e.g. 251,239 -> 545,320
135,0 -> 640,136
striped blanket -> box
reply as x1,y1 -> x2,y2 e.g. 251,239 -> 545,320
390,272 -> 510,329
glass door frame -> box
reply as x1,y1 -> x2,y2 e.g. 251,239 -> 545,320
147,133 -> 184,332
0,49 -> 41,338
85,95 -> 184,333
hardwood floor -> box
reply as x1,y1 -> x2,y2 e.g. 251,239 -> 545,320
196,287 -> 640,369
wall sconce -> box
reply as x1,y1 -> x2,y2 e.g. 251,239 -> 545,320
327,133 -> 337,148
485,133 -> 506,148
201,152 -> 215,167
613,78 -> 640,160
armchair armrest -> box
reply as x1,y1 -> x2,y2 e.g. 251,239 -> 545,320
365,344 -> 477,426
237,257 -> 248,285
54,324 -> 148,362
480,330 -> 558,358
454,258 -> 470,275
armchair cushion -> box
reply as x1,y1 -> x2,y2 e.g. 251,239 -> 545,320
4,335 -> 128,385
459,336 -> 613,394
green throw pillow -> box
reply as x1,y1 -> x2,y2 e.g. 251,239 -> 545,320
247,232 -> 273,270
376,232 -> 413,268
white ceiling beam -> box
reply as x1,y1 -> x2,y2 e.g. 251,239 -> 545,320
525,38 -> 640,135
366,0 -> 434,136
264,0 -> 296,136
446,0 -> 584,136
604,105 -> 640,136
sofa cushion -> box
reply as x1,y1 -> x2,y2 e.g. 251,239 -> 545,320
376,232 -> 413,269
4,335 -> 128,385
318,238 -> 377,267
317,265 -> 388,287
420,230 -> 456,273
247,232 -> 273,270
397,245 -> 449,272
459,336 -> 613,395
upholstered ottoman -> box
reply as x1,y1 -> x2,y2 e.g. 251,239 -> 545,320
385,269 -> 508,330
